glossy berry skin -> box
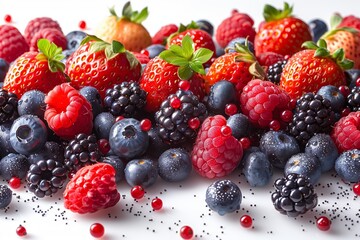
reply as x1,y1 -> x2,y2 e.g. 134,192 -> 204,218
17,90 -> 46,120
66,30 -> 87,51
158,148 -> 192,182
90,223 -> 104,238
93,112 -> 116,140
240,215 -> 252,228
142,127 -> 171,160
24,17 -> 62,45
0,123 -> 16,159
124,158 -> 158,188
102,155 -> 125,184
180,226 -> 193,240
317,85 -> 346,113
151,197 -> 163,210
0,25 -> 29,64
145,44 -> 166,59
206,80 -> 237,116
335,149 -> 360,183
316,216 -> 331,231
28,141 -> 64,165
308,19 -> 328,42
345,69 -> 360,89
130,185 -> 145,199
29,28 -> 67,52
0,153 -> 29,180
225,37 -> 255,54
0,184 -> 12,208
205,179 -> 242,216
0,89 -> 18,125
0,58 -> 9,82
152,24 -> 178,45
353,183 -> 360,196
79,86 -> 103,119
16,225 -> 27,237
331,112 -> 360,153
242,151 -> 272,187
9,177 -> 21,189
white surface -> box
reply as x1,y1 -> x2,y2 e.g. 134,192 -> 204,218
0,1 -> 360,240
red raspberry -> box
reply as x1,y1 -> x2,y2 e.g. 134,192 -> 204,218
256,52 -> 285,68
215,10 -> 256,48
152,24 -> 178,45
29,28 -> 67,51
132,51 -> 150,64
0,25 -> 29,63
64,163 -> 120,214
191,115 -> 243,179
24,17 -> 63,45
44,83 -> 93,140
240,79 -> 292,128
331,111 -> 360,153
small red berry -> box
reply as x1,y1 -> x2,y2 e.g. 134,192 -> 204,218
225,103 -> 238,116
9,177 -> 21,189
239,137 -> 251,150
280,110 -> 293,122
170,96 -> 181,109
151,197 -> 163,210
79,20 -> 87,30
140,49 -> 149,56
341,107 -> 351,117
188,117 -> 200,130
316,216 -> 331,231
90,223 -> 105,238
180,225 -> 193,239
240,214 -> 252,228
289,98 -> 297,109
221,125 -> 232,136
130,185 -> 145,199
140,118 -> 152,131
356,78 -> 360,87
16,225 -> 27,237
179,80 -> 191,91
4,14 -> 12,23
115,116 -> 124,122
353,183 -> 360,196
98,139 -> 110,155
338,85 -> 350,98
269,120 -> 281,131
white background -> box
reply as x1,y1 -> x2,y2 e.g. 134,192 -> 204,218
0,1 -> 360,240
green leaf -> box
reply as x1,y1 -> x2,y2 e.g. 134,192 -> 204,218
37,39 -> 50,53
263,4 -> 279,22
249,62 -> 266,80
178,65 -> 193,80
159,50 -> 188,66
111,40 -> 125,53
192,48 -> 213,64
80,34 -> 102,45
332,48 -> 344,61
302,41 -> 318,50
330,14 -> 343,29
263,2 -> 292,22
122,1 -> 132,19
89,41 -> 108,54
317,39 -> 327,49
314,48 -> 330,57
131,7 -> 148,24
181,35 -> 194,59
189,61 -> 205,75
339,58 -> 354,70
125,51 -> 140,70
169,44 -> 186,58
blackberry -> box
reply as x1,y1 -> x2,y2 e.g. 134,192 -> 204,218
64,133 -> 102,172
267,59 -> 287,84
103,82 -> 147,118
271,173 -> 318,217
26,159 -> 68,198
0,184 -> 12,208
347,86 -> 360,112
0,89 -> 18,124
155,89 -> 207,145
287,93 -> 336,147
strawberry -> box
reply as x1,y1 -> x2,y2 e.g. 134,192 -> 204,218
280,39 -> 353,100
254,2 -> 312,57
191,115 -> 243,179
339,15 -> 360,32
0,25 -> 29,63
29,28 -> 67,52
65,35 -> 141,99
95,1 -> 152,52
215,9 -> 256,48
24,17 -> 63,45
3,39 -> 68,98
139,35 -> 212,112
152,24 -> 178,45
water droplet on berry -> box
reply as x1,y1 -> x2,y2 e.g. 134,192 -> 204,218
179,80 -> 191,91
221,125 -> 232,136
79,20 -> 87,30
9,177 -> 21,189
170,96 -> 181,109
240,214 -> 252,228
151,197 -> 163,210
16,225 -> 26,237
90,223 -> 105,238
4,14 -> 12,23
239,137 -> 251,150
140,118 -> 152,131
188,117 -> 200,130
316,216 -> 331,231
353,183 -> 360,196
269,120 -> 280,131
225,103 -> 237,116
180,225 -> 193,239
131,185 -> 145,199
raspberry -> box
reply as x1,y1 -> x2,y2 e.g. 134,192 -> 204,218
191,115 -> 243,179
24,17 -> 63,45
331,111 -> 360,153
240,79 -> 292,129
63,163 -> 120,214
29,28 -> 67,51
256,52 -> 285,68
152,24 -> 178,45
132,51 -> 150,64
0,25 -> 29,63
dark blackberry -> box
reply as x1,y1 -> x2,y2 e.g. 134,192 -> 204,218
347,86 -> 360,112
0,89 -> 18,124
267,59 -> 288,84
155,89 -> 208,145
26,159 -> 68,198
103,82 -> 147,118
0,184 -> 12,208
287,92 -> 336,147
64,133 -> 102,172
271,173 -> 317,217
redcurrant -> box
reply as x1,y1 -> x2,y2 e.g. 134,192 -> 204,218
90,223 -> 105,238
180,225 -> 193,239
131,185 -> 145,199
221,125 -> 232,136
151,197 -> 163,210
353,182 -> 360,196
170,96 -> 181,109
9,177 -> 21,189
179,80 -> 190,91
269,120 -> 280,131
140,49 -> 149,56
239,137 -> 251,150
240,214 -> 252,228
188,117 -> 200,130
4,14 -> 12,23
316,216 -> 331,231
338,85 -> 350,98
341,107 -> 351,117
280,110 -> 293,122
140,118 -> 152,132
78,20 -> 87,30
16,225 -> 27,237
356,78 -> 360,87
98,139 -> 110,155
225,103 -> 237,116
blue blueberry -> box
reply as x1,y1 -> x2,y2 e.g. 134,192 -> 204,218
226,113 -> 250,139
308,19 -> 328,42
225,37 -> 255,54
206,80 -> 237,115
0,185 -> 12,209
317,85 -> 345,113
124,158 -> 158,188
10,115 -> 47,155
145,44 -> 166,59
17,90 -> 46,119
243,151 -> 273,187
0,58 -> 9,82
0,153 -> 29,180
284,153 -> 322,185
205,179 -> 241,216
0,122 -> 16,158
109,118 -> 149,159
143,126 -> 170,160
305,134 -> 338,172
158,148 -> 192,182
260,130 -> 300,169
196,19 -> 214,36
66,30 -> 87,51
215,42 -> 225,57
345,69 -> 360,89
335,149 -> 360,183
61,49 -> 74,64
102,155 -> 125,184
93,112 -> 115,140
79,86 -> 103,118
28,141 -> 64,165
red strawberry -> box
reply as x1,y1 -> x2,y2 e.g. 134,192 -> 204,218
3,39 -> 68,98
215,10 -> 256,48
152,23 -> 178,45
64,162 -> 120,214
44,83 -> 93,140
191,115 -> 243,179
339,15 -> 360,32
254,3 -> 312,57
140,35 -> 212,112
29,28 -> 67,52
0,25 -> 29,63
280,40 -> 353,100
65,35 -> 142,99
24,17 -> 63,45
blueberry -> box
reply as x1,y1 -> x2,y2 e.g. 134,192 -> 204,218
305,134 -> 338,172
109,118 -> 149,159
225,37 -> 255,54
0,58 -> 9,82
215,42 -> 225,57
345,69 -> 360,89
79,86 -> 103,118
335,149 -> 360,183
317,85 -> 345,113
0,122 -> 16,158
93,112 -> 115,140
158,148 -> 192,182
260,130 -> 300,169
308,19 -> 328,42
17,90 -> 46,119
28,141 -> 64,165
124,158 -> 158,188
142,126 -> 170,160
102,155 -> 125,184
0,185 -> 12,209
10,115 -> 47,155
243,151 -> 273,187
226,113 -> 250,139
62,49 -> 74,64
205,179 -> 241,216
206,80 -> 237,115
196,19 -> 214,36
66,30 -> 87,51
284,153 -> 322,185
0,153 -> 29,180
145,44 -> 166,59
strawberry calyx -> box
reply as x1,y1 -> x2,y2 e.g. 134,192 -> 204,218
159,35 -> 213,80
302,39 -> 354,70
110,1 -> 148,24
36,39 -> 65,73
167,21 -> 199,44
263,2 -> 293,22
320,14 -> 359,39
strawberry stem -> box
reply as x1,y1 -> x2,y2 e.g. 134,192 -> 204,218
263,2 -> 293,22
36,39 -> 65,73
